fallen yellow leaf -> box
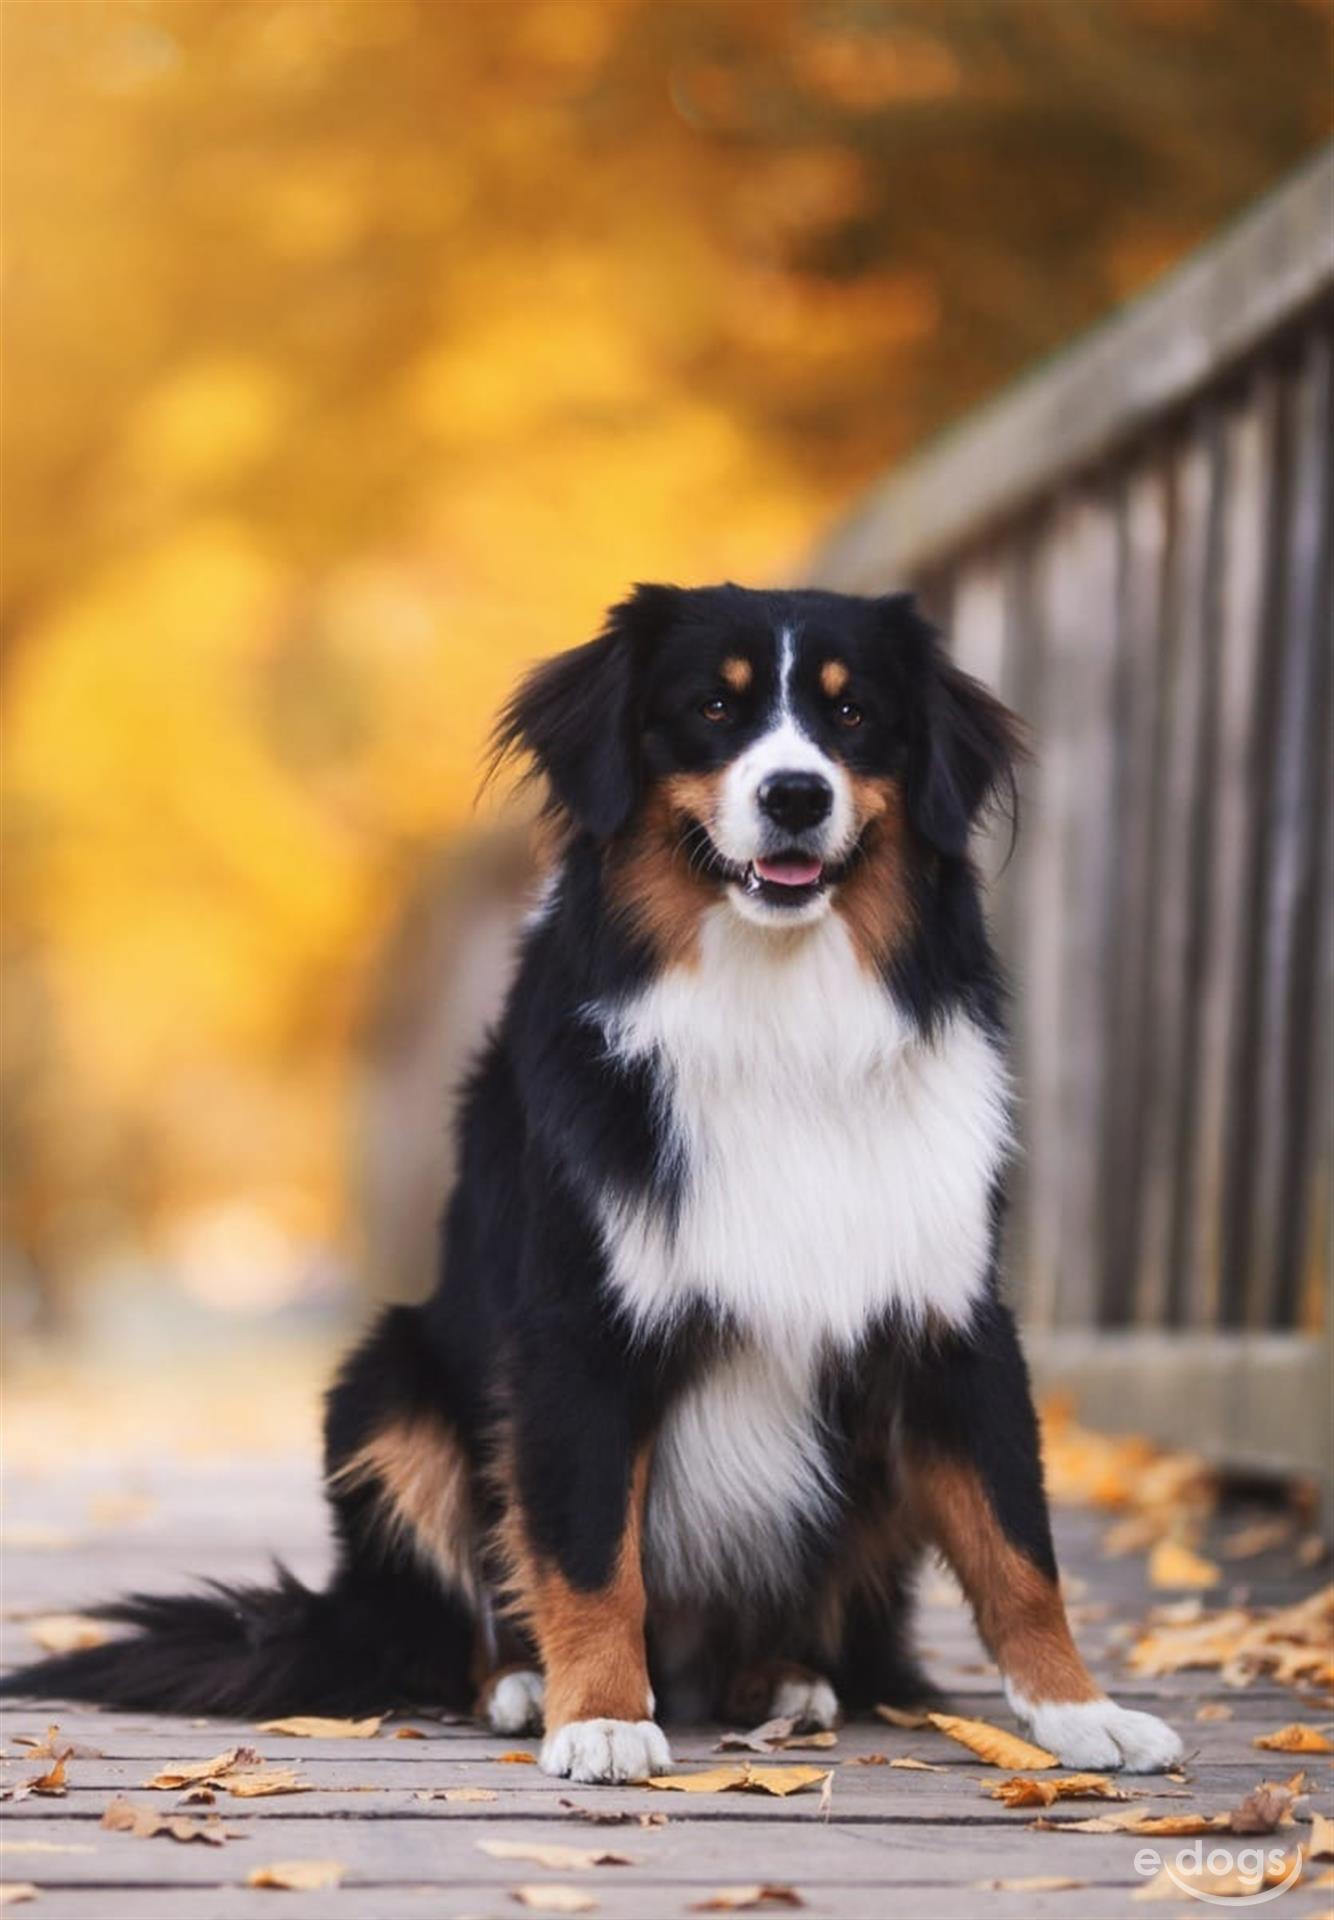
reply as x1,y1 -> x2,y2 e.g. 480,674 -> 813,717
1253,1724 -> 1333,1753
1039,1807 -> 1227,1836
257,1714 -> 383,1739
888,1756 -> 948,1772
477,1841 -> 632,1870
926,1713 -> 1057,1770
0,1887 -> 38,1907
976,1876 -> 1087,1892
988,1772 -> 1130,1807
1148,1539 -> 1221,1590
690,1890 -> 805,1912
419,1785 -> 498,1803
499,1750 -> 538,1764
143,1747 -> 262,1790
27,1615 -> 107,1655
1309,1811 -> 1334,1859
873,1704 -> 931,1729
101,1797 -> 241,1846
511,1890 -> 598,1915
247,1860 -> 346,1891
226,1767 -> 311,1798
647,1764 -> 829,1798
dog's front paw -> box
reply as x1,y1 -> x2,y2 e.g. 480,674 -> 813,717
1013,1693 -> 1184,1772
481,1667 -> 546,1735
769,1670 -> 840,1732
540,1718 -> 673,1784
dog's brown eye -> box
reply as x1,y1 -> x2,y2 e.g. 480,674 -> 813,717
700,695 -> 732,724
836,700 -> 863,728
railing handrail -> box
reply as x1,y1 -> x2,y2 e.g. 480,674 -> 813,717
814,144 -> 1334,589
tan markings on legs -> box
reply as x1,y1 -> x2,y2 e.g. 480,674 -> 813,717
330,1415 -> 478,1602
605,775 -> 723,965
507,1452 -> 654,1732
820,659 -> 850,698
721,655 -> 753,692
833,778 -> 916,971
910,1454 -> 1099,1704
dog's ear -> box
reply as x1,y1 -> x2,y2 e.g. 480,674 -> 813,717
886,595 -> 1025,858
491,584 -> 678,838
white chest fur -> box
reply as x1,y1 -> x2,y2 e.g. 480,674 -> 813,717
590,907 -> 1011,1601
592,906 -> 1011,1349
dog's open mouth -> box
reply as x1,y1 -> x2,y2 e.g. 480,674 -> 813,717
743,851 -> 826,908
683,819 -> 861,911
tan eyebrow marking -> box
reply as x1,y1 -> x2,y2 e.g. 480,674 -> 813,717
820,659 -> 850,698
721,656 -> 752,692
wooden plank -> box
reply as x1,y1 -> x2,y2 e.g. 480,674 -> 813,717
1132,425 -> 1219,1327
1241,334 -> 1334,1327
1098,455 -> 1172,1325
1182,381 -> 1281,1329
1020,494 -> 1122,1329
812,150 -> 1334,589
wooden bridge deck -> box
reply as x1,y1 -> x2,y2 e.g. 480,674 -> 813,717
2,1455 -> 1331,1918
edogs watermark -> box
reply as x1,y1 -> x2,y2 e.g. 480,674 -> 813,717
1134,1841 -> 1305,1905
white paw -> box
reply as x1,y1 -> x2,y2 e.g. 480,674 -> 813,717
1009,1689 -> 1184,1772
540,1718 -> 673,1784
485,1669 -> 546,1735
770,1672 -> 840,1732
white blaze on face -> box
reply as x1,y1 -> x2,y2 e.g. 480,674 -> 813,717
713,627 -> 855,868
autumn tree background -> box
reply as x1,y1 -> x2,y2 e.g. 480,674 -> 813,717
3,1 -> 1332,1394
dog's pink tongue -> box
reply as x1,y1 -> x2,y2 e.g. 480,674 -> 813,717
754,854 -> 824,887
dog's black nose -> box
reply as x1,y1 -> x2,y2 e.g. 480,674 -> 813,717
758,771 -> 833,832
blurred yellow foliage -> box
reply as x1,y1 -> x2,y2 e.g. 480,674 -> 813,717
2,0 -> 1329,1307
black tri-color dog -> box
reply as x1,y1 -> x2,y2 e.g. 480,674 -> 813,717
3,585 -> 1184,1784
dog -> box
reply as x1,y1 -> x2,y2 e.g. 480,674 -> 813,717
2,584 -> 1183,1784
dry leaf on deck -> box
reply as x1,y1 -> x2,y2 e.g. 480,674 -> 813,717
847,1753 -> 888,1766
1307,1812 -> 1334,1859
419,1785 -> 498,1803
479,1841 -> 632,1870
926,1713 -> 1057,1770
143,1746 -> 262,1790
976,1876 -> 1087,1893
1148,1540 -> 1221,1590
0,1887 -> 38,1907
225,1768 -> 310,1798
691,1889 -> 805,1912
27,1616 -> 107,1655
1038,1807 -> 1227,1836
13,1727 -> 102,1760
558,1803 -> 666,1827
716,1718 -> 795,1753
1254,1723 -> 1333,1752
873,1704 -> 931,1730
247,1859 -> 346,1890
1194,1703 -> 1233,1721
499,1750 -> 538,1764
392,1726 -> 427,1739
1221,1518 -> 1293,1560
888,1757 -> 947,1772
5,1754 -> 71,1800
100,1796 -> 242,1845
647,1764 -> 828,1798
511,1889 -> 598,1915
1228,1782 -> 1296,1833
177,1785 -> 215,1805
257,1714 -> 383,1739
989,1772 -> 1130,1808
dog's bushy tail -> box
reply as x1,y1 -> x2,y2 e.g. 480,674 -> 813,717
0,1559 -> 475,1719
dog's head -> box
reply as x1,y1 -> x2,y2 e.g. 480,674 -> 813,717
495,583 -> 1021,946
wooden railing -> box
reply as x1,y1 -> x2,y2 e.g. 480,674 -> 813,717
815,149 -> 1333,1479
